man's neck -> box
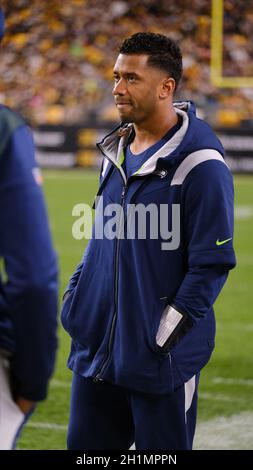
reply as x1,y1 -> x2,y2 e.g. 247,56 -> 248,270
131,107 -> 178,155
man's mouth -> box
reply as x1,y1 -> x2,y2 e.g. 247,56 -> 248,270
116,102 -> 132,108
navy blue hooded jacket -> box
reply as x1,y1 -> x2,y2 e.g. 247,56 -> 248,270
0,105 -> 58,401
62,102 -> 236,394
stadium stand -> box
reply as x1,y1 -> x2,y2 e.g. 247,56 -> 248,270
0,0 -> 252,127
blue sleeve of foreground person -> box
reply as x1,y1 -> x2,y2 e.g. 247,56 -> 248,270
0,111 -> 58,401
173,160 -> 236,322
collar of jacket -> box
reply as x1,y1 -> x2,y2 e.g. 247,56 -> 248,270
97,103 -> 190,183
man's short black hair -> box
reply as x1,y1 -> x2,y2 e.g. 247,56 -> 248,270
119,32 -> 182,91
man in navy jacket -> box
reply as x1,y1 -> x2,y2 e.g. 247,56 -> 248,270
62,32 -> 236,450
0,8 -> 58,449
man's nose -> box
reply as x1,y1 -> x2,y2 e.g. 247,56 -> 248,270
113,78 -> 127,95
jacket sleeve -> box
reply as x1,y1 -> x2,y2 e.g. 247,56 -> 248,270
0,123 -> 58,401
172,159 -> 236,322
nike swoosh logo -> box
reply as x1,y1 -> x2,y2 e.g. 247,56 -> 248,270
216,237 -> 232,246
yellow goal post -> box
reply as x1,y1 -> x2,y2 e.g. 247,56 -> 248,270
211,0 -> 253,87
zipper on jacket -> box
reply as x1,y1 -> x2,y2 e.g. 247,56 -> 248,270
93,184 -> 127,383
93,144 -> 127,383
93,149 -> 158,383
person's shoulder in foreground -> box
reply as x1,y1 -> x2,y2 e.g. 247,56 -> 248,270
0,9 -> 58,447
0,99 -> 58,448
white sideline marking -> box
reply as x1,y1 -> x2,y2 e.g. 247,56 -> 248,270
199,392 -> 245,403
26,422 -> 67,431
194,412 -> 253,450
212,377 -> 253,386
216,322 -> 253,332
235,205 -> 253,220
51,379 -> 71,389
50,376 -> 253,390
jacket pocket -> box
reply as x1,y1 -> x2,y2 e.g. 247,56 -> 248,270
171,334 -> 215,386
61,265 -> 113,353
61,289 -> 76,332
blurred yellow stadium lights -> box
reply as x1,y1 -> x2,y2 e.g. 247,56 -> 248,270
211,0 -> 253,87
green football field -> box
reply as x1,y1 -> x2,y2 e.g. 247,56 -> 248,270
18,170 -> 253,450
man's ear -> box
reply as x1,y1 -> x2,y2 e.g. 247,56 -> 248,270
159,77 -> 176,99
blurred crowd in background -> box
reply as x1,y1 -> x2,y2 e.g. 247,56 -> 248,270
0,0 -> 252,128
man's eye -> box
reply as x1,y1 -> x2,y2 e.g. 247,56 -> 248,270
127,76 -> 136,82
114,76 -> 120,82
